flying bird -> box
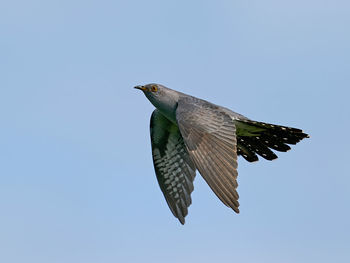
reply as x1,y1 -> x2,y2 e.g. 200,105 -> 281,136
135,83 -> 309,224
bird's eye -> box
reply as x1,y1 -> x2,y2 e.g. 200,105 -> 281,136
151,85 -> 158,92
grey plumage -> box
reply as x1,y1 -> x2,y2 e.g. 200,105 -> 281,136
176,96 -> 240,213
135,83 -> 309,224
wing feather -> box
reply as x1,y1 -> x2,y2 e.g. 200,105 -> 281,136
176,97 -> 240,213
150,110 -> 196,224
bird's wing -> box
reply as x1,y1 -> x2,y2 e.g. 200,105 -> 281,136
150,109 -> 196,224
176,97 -> 240,213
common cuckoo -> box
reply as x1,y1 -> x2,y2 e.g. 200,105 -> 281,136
135,83 -> 309,224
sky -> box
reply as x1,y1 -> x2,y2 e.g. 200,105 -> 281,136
1,0 -> 349,262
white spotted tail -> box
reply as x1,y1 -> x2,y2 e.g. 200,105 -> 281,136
235,119 -> 309,162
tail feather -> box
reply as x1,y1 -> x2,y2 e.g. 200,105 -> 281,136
239,136 -> 278,161
236,143 -> 258,162
258,134 -> 291,152
235,119 -> 309,162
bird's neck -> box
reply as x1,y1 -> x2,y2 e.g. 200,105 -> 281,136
147,92 -> 179,123
154,99 -> 178,124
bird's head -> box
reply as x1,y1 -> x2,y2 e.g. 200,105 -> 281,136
134,83 -> 164,100
134,83 -> 180,122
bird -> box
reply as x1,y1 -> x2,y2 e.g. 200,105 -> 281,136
135,83 -> 309,224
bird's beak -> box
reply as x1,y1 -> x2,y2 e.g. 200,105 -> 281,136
134,85 -> 147,91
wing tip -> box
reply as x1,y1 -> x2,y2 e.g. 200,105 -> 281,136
232,206 -> 240,214
178,216 -> 185,225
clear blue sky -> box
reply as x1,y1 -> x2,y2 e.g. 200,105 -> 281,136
1,1 -> 349,262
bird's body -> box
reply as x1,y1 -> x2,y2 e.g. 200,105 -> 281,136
135,83 -> 309,224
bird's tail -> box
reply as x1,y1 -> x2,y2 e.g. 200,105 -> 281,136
235,119 -> 309,162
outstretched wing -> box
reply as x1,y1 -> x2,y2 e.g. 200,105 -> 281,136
176,97 -> 240,213
150,110 -> 196,224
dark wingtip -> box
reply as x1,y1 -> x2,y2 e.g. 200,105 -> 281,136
178,217 -> 185,225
